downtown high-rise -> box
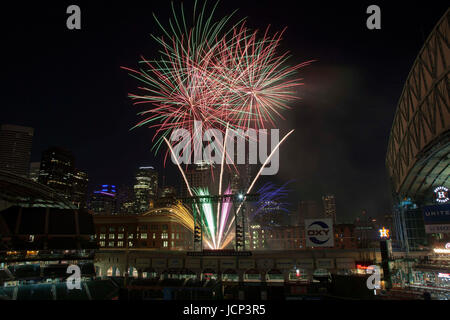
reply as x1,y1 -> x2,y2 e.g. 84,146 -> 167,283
0,124 -> 34,178
38,147 -> 88,208
134,166 -> 158,213
39,147 -> 75,199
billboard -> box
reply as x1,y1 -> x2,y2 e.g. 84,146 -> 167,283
305,218 -> 334,247
422,204 -> 450,234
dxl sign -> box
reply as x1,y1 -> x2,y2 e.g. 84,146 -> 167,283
305,218 -> 334,248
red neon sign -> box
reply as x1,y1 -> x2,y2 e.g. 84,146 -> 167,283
356,264 -> 374,270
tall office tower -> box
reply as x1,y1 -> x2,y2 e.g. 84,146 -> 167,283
89,184 -> 117,214
29,162 -> 41,182
0,124 -> 34,177
72,169 -> 89,209
322,194 -> 337,223
230,172 -> 241,194
182,161 -> 218,197
253,200 -> 285,227
134,166 -> 158,213
160,185 -> 177,198
115,184 -> 134,214
227,164 -> 254,195
39,147 -> 75,200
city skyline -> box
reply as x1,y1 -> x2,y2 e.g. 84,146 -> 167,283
0,1 -> 448,304
1,1 -> 448,221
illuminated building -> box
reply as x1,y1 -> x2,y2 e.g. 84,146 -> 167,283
334,224 -> 357,249
71,169 -> 89,209
354,212 -> 381,249
182,162 -> 216,197
89,184 -> 117,215
248,224 -> 267,250
134,166 -> 158,213
322,194 -> 337,224
252,200 -> 286,227
180,161 -> 252,197
38,147 -> 75,200
93,204 -> 194,251
386,12 -> 449,252
116,184 -> 134,214
0,124 -> 34,178
160,186 -> 177,198
266,226 -> 304,250
37,147 -> 89,209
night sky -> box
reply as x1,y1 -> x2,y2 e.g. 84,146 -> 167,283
1,1 -> 447,222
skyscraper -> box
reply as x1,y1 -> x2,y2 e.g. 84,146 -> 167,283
134,166 -> 158,213
39,147 -> 75,200
182,161 -> 216,197
116,184 -> 134,214
322,194 -> 337,223
160,185 -> 177,198
0,124 -> 34,177
72,169 -> 89,209
89,184 -> 117,214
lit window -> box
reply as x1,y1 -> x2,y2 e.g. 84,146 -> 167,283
118,241 -> 124,247
100,241 -> 105,247
100,234 -> 106,239
161,233 -> 168,239
109,234 -> 115,239
128,241 -> 133,247
171,241 -> 174,247
172,233 -> 175,239
108,242 -> 114,247
128,234 -> 134,239
163,241 -> 168,247
141,233 -> 148,239
118,234 -> 124,239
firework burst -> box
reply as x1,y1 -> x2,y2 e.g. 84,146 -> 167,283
126,1 -> 311,250
123,1 -> 312,158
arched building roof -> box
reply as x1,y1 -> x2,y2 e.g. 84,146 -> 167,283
386,10 -> 449,199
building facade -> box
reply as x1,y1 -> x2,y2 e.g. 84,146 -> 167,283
0,124 -> 34,178
134,167 -> 158,213
322,194 -> 337,224
38,147 -> 75,200
72,169 -> 89,209
386,12 -> 449,252
93,205 -> 194,251
89,184 -> 117,215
